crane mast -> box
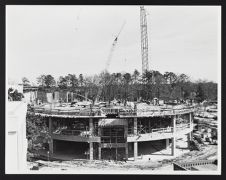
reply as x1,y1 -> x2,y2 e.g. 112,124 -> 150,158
140,6 -> 149,75
95,6 -> 150,103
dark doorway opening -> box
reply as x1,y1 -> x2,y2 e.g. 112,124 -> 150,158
128,140 -> 166,158
53,140 -> 89,160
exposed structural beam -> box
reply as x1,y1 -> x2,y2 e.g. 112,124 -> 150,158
140,6 -> 149,75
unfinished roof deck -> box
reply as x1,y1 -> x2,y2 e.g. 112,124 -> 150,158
32,103 -> 195,118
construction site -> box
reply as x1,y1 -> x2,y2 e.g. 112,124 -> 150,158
31,100 -> 194,161
23,6 -> 218,172
27,95 -> 218,172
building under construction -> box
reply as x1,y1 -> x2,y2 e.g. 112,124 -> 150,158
32,101 -> 195,161
28,6 -> 195,161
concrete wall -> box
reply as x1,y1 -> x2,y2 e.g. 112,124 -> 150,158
36,91 -> 73,103
23,91 -> 37,104
46,93 -> 53,103
6,102 -> 27,173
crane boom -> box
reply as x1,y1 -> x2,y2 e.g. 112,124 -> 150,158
105,21 -> 126,71
116,21 -> 126,40
95,21 -> 126,103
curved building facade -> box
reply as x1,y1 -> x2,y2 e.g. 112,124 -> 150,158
33,104 -> 195,161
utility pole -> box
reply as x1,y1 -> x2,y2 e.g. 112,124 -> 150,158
140,6 -> 149,75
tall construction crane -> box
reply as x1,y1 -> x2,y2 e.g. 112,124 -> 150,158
95,21 -> 126,103
140,6 -> 149,75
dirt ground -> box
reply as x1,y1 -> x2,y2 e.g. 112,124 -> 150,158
27,143 -> 217,173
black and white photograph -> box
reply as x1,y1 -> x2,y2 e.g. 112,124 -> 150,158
5,5 -> 221,174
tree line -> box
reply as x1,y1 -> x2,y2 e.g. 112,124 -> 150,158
22,69 -> 217,103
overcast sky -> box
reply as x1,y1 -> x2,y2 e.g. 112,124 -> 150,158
6,5 -> 220,84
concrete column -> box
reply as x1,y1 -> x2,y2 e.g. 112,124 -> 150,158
187,133 -> 191,149
134,142 -> 138,161
71,92 -> 74,102
134,117 -> 138,135
134,117 -> 138,161
98,121 -> 101,160
190,131 -> 193,139
89,118 -> 94,136
116,147 -> 118,161
173,115 -> 176,133
125,142 -> 128,160
166,139 -> 169,149
98,119 -> 101,136
189,112 -> 192,127
66,92 -> 69,103
89,142 -> 93,160
171,137 -> 176,156
124,120 -> 128,160
124,120 -> 128,138
35,91 -> 38,100
98,144 -> 101,160
49,139 -> 53,158
172,115 -> 176,156
49,117 -> 53,156
98,127 -> 101,138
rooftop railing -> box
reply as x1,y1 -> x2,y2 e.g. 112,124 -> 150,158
33,107 -> 102,117
152,127 -> 173,133
53,129 -> 99,137
128,127 -> 173,136
119,106 -> 195,116
128,123 -> 191,136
